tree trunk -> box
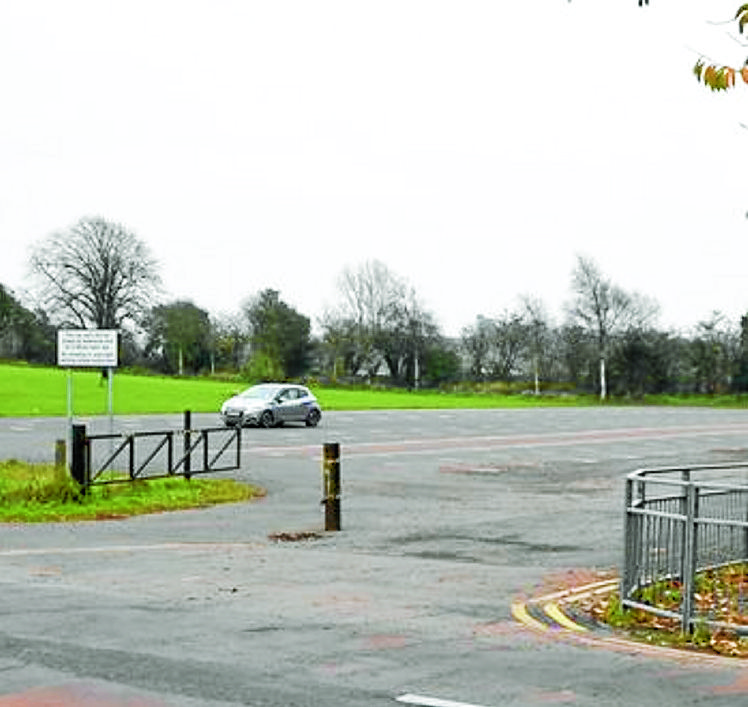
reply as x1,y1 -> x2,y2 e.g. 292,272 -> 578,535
600,357 -> 607,401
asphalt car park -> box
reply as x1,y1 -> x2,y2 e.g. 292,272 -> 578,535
2,408 -> 748,706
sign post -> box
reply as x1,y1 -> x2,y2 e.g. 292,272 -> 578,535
57,329 -> 119,466
57,329 -> 119,369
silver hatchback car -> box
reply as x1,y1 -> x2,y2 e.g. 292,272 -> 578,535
220,383 -> 322,428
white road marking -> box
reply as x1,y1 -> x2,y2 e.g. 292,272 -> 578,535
243,423 -> 748,459
0,542 -> 262,558
396,695 -> 492,707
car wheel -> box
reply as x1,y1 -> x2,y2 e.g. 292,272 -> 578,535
260,410 -> 275,428
305,409 -> 321,427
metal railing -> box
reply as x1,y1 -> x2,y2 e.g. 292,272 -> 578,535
70,414 -> 241,489
622,463 -> 748,634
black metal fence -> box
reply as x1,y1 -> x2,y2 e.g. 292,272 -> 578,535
70,412 -> 241,489
622,463 -> 748,634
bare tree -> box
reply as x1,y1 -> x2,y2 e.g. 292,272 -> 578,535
338,260 -> 405,327
30,216 -> 161,330
567,255 -> 658,400
324,260 -> 406,379
321,260 -> 439,385
520,295 -> 553,395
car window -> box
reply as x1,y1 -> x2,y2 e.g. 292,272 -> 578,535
241,384 -> 279,400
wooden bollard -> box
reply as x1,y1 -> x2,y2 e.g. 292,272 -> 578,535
322,443 -> 341,531
55,439 -> 66,470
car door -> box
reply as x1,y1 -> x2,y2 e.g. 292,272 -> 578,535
275,387 -> 301,422
287,387 -> 306,421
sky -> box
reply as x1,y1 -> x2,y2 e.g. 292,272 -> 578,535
2,1 -> 748,338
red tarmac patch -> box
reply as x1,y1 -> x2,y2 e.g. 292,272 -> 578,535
0,684 -> 168,706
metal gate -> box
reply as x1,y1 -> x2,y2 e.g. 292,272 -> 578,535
70,413 -> 241,488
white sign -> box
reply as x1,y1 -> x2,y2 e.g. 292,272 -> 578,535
57,329 -> 119,368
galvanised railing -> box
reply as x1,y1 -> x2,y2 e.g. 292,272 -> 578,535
623,463 -> 748,634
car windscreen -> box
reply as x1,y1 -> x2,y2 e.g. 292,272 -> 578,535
239,385 -> 279,400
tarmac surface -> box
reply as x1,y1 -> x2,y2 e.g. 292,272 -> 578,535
3,407 -> 748,705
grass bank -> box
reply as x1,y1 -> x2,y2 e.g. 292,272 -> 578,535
0,459 -> 263,522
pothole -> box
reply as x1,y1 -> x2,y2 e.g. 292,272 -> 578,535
268,531 -> 323,543
440,462 -> 539,476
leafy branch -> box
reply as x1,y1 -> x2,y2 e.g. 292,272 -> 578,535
694,4 -> 748,90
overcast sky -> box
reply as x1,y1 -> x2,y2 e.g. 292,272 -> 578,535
2,1 -> 748,337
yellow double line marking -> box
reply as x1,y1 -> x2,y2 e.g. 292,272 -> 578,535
543,601 -> 587,632
510,601 -> 586,632
511,578 -> 619,633
510,602 -> 549,632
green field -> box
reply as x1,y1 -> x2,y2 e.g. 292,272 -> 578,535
0,363 -> 239,417
1,361 -> 747,418
0,362 -> 595,417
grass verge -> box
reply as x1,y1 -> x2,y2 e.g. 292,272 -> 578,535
0,459 -> 264,522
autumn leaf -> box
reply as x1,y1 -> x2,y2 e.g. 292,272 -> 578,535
737,4 -> 748,33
